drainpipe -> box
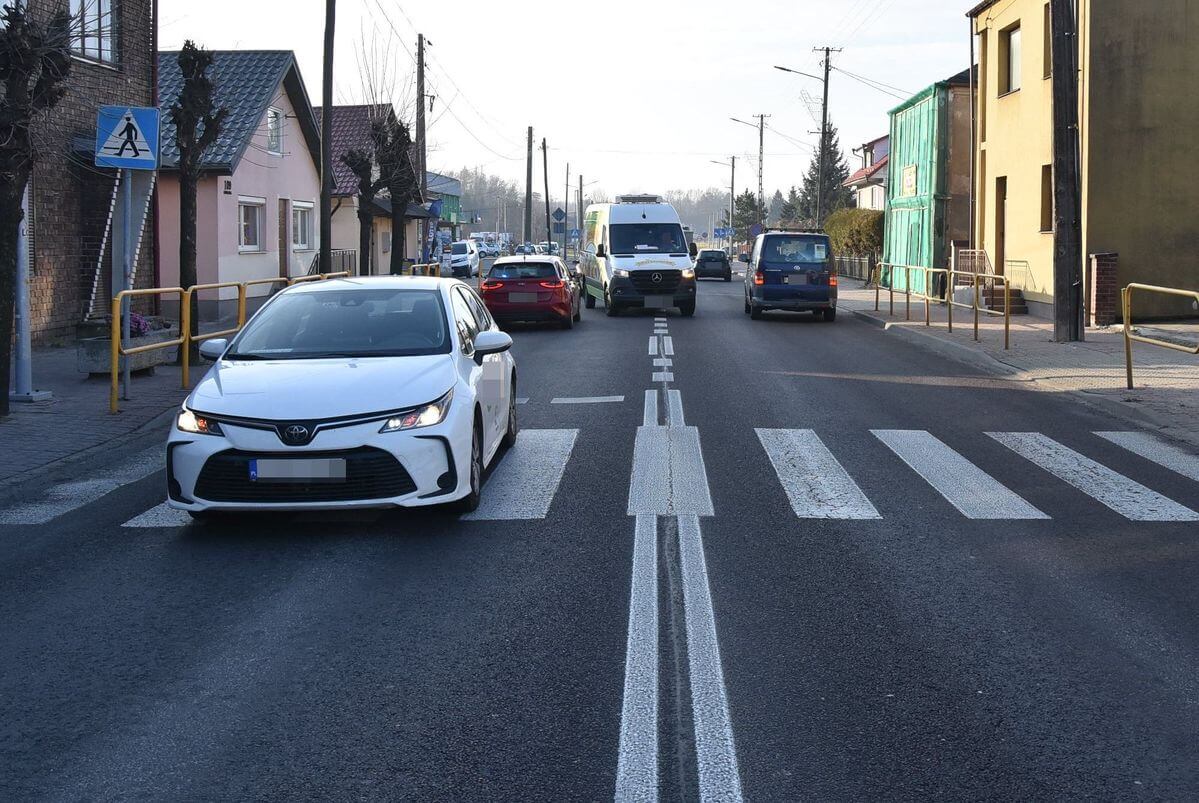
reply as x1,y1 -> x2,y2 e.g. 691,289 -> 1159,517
968,16 -> 976,252
151,0 -> 160,295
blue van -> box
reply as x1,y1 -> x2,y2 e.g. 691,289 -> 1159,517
741,232 -> 837,321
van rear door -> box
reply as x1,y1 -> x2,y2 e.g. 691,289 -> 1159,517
759,235 -> 833,302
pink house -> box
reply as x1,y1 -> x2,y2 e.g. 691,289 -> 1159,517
156,50 -> 322,312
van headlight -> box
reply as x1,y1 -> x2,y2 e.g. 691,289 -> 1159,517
682,267 -> 696,279
612,268 -> 629,278
177,407 -> 223,435
380,390 -> 453,432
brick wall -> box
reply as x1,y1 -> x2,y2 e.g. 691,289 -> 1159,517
1088,252 -> 1119,327
26,0 -> 156,344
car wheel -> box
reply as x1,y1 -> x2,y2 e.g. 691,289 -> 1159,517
724,272 -> 732,282
605,286 -> 620,317
584,290 -> 596,309
573,295 -> 582,322
744,293 -> 751,314
450,419 -> 483,514
750,303 -> 763,320
679,301 -> 695,317
502,380 -> 518,448
823,308 -> 837,322
561,312 -> 574,330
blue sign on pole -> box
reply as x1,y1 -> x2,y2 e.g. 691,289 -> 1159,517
95,106 -> 160,170
569,228 -> 581,239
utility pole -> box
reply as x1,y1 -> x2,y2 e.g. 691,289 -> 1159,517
754,114 -> 768,228
564,162 -> 570,255
578,174 -> 583,233
813,46 -> 840,227
729,156 -> 735,247
416,34 -> 429,263
1050,0 -> 1083,342
319,0 -> 335,273
541,138 -> 551,247
524,126 -> 533,244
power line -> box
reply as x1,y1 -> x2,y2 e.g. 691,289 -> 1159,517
832,67 -> 909,100
832,65 -> 911,98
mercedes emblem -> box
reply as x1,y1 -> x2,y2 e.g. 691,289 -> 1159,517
651,272 -> 662,284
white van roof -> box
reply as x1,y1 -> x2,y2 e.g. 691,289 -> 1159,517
591,198 -> 683,226
615,194 -> 663,204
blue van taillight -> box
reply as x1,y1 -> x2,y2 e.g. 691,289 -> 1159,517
753,271 -> 765,286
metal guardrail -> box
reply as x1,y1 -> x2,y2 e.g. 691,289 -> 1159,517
1122,283 -> 1199,389
874,262 -> 1012,349
109,272 -> 356,413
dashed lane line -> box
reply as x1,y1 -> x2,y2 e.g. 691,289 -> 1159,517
551,396 -> 625,404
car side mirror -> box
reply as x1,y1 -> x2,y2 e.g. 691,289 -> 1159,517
472,330 -> 513,365
688,242 -> 698,258
595,244 -> 606,259
199,338 -> 228,361
738,253 -> 750,264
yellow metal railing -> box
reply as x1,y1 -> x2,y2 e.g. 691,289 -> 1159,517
1122,283 -> 1199,389
110,287 -> 186,414
109,272 -> 358,413
874,261 -> 1012,349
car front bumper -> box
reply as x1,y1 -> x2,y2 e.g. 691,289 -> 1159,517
609,276 -> 696,307
165,403 -> 474,512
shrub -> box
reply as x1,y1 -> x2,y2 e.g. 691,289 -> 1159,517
825,208 -> 883,258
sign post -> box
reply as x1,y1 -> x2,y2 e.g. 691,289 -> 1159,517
96,106 -> 159,401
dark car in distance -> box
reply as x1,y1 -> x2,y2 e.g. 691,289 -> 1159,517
694,248 -> 732,281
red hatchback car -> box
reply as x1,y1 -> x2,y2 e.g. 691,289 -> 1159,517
479,257 -> 582,329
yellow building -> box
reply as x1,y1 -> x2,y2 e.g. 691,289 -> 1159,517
970,0 -> 1199,319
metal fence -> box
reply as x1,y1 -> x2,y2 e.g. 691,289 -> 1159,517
835,255 -> 875,282
1122,283 -> 1199,389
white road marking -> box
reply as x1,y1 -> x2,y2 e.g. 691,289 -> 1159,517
0,446 -> 164,525
551,396 -> 625,404
653,358 -> 673,368
654,317 -> 667,323
756,429 -> 881,519
873,430 -> 1047,519
643,390 -> 659,426
988,432 -> 1199,521
628,428 -> 713,516
678,514 -> 744,802
614,514 -> 660,802
464,429 -> 578,520
516,397 -> 530,405
122,502 -> 194,528
667,390 -> 686,427
651,372 -> 674,383
1095,431 -> 1199,483
663,337 -> 675,356
648,336 -> 658,357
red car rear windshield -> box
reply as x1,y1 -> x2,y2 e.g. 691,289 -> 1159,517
488,263 -> 558,279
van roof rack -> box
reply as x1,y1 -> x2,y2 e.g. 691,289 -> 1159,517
765,227 -> 825,235
615,194 -> 663,204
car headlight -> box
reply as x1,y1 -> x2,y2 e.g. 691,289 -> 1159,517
682,267 -> 696,279
612,268 -> 629,278
177,407 -> 223,436
380,390 -> 453,433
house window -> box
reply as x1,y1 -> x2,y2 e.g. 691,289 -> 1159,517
382,230 -> 392,253
70,0 -> 117,64
999,23 -> 1022,95
1040,164 -> 1054,232
1043,4 -> 1052,79
266,108 -> 283,154
292,202 -> 313,250
238,198 -> 264,251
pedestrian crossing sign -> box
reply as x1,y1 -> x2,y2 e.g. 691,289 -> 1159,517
95,106 -> 160,169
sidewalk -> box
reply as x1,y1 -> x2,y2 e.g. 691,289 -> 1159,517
840,282 -> 1199,447
1,347 -> 190,491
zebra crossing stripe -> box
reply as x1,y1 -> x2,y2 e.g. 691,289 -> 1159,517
1094,431 -> 1199,483
756,429 -> 880,519
122,502 -> 193,528
988,432 -> 1199,522
0,446 -> 163,525
872,430 -> 1047,519
463,429 -> 579,520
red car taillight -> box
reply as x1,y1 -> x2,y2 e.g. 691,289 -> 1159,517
480,279 -> 505,291
753,271 -> 765,286
539,279 -> 565,290
828,273 -> 838,287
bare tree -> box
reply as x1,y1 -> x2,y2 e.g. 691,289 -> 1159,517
0,2 -> 71,416
374,116 -> 418,274
341,146 -> 379,275
168,41 -> 227,350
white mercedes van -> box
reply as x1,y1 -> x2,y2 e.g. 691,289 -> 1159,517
578,195 -> 699,316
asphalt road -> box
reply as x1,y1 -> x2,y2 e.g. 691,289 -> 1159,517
2,273 -> 1198,801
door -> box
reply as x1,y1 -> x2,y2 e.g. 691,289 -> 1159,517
760,234 -> 832,302
451,288 -> 502,452
995,176 -> 1007,275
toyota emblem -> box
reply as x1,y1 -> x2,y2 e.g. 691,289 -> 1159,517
282,424 -> 310,445
651,272 -> 662,284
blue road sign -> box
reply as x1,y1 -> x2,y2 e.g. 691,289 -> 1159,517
569,228 -> 581,239
96,106 -> 160,170
552,207 -> 566,222
749,223 -> 763,238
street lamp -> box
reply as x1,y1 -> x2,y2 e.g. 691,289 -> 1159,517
775,61 -> 831,225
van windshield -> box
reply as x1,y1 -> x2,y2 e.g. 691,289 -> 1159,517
761,236 -> 830,264
610,223 -> 687,255
451,243 -> 468,255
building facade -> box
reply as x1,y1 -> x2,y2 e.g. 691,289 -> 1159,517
970,0 -> 1199,319
844,135 -> 890,211
27,0 -> 157,343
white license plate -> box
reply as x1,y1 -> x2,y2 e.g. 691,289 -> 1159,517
643,295 -> 673,308
508,292 -> 538,303
250,458 -> 347,483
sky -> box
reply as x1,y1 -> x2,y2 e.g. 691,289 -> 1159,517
159,0 -> 972,201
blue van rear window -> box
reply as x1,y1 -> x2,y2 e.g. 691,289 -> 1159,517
762,236 -> 829,264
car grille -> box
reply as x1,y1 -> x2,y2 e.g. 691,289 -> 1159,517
630,269 -> 682,294
195,447 -> 416,503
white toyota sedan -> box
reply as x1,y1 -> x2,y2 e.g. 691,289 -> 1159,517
166,277 -> 517,517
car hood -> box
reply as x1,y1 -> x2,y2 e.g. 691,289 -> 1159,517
187,355 -> 456,421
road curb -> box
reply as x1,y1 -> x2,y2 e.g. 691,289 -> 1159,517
0,405 -> 176,508
849,307 -> 1199,449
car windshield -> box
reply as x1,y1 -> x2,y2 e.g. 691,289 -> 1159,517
698,250 -> 726,261
229,288 -> 451,359
452,243 -> 468,255
610,223 -> 688,255
761,236 -> 830,264
489,263 -> 558,279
